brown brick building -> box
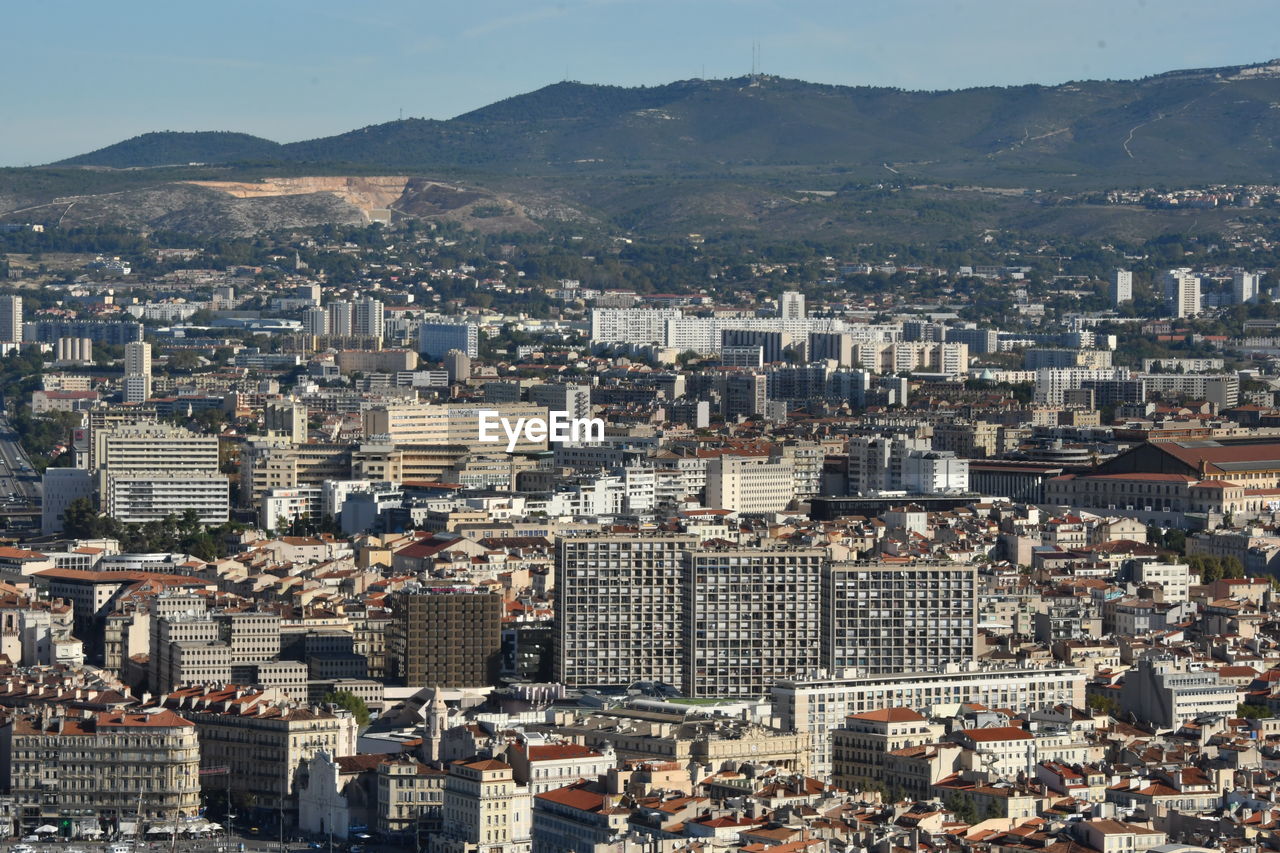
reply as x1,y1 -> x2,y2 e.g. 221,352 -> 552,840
387,586 -> 502,687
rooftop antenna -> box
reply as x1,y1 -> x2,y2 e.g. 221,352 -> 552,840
751,41 -> 757,76
399,107 -> 403,121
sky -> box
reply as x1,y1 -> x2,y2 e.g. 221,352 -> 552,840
4,0 -> 1280,167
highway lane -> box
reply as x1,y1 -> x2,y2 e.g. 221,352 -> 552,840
0,415 -> 43,521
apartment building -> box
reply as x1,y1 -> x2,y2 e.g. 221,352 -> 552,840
1118,657 -> 1237,731
2,708 -> 200,835
377,757 -> 446,840
1110,269 -> 1133,304
122,341 -> 152,403
418,320 -> 480,359
555,535 -> 696,689
95,423 -> 228,522
159,685 -> 359,813
823,562 -> 977,676
1163,268 -> 1201,318
434,758 -> 530,853
683,548 -> 825,698
1140,373 -> 1239,408
239,441 -> 354,507
704,453 -> 795,513
363,402 -> 549,452
386,586 -> 503,687
772,664 -> 1086,776
0,295 -> 22,344
831,708 -> 945,792
1034,367 -> 1133,406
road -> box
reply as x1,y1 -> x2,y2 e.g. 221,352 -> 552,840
0,414 -> 42,521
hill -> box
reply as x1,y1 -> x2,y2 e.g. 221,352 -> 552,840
50,62 -> 1280,187
60,131 -> 283,168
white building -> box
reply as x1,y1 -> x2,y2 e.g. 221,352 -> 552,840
705,453 -> 796,513
1034,367 -> 1133,406
899,449 -> 969,494
780,290 -> 806,320
1118,657 -> 1236,730
1234,270 -> 1261,305
327,301 -> 353,336
1163,268 -> 1201,318
354,298 -> 385,339
123,341 -> 152,403
1110,269 -> 1133,305
772,663 -> 1086,777
261,486 -> 323,530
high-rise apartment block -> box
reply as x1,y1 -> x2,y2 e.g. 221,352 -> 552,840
1110,269 -> 1133,304
1234,270 -> 1261,305
556,536 -> 695,690
823,562 -> 976,675
1163,268 -> 1201,318
0,295 -> 22,344
419,321 -> 479,359
122,341 -> 151,403
557,537 -> 978,698
328,301 -> 354,336
303,306 -> 328,336
354,297 -> 385,339
780,290 -> 807,320
684,548 -> 825,697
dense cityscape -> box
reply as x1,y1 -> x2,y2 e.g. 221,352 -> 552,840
10,7 -> 1280,853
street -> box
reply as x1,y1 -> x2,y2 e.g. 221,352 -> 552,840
0,414 -> 42,526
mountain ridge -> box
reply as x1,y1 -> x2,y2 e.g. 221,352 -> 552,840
52,61 -> 1280,187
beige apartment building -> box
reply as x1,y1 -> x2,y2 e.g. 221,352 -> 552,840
831,707 -> 945,792
704,453 -> 795,513
3,708 -> 200,835
434,758 -> 530,853
159,684 -> 359,813
363,402 -> 550,452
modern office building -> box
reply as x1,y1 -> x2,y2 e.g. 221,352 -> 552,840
555,535 -> 696,690
823,561 -> 977,676
386,585 -> 503,687
683,547 -> 824,697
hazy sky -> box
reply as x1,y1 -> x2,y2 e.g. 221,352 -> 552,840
4,0 -> 1279,166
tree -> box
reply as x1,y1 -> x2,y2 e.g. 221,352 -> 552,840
1238,703 -> 1272,719
1222,556 -> 1245,579
1086,693 -> 1121,717
323,691 -> 371,726
62,497 -> 102,539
